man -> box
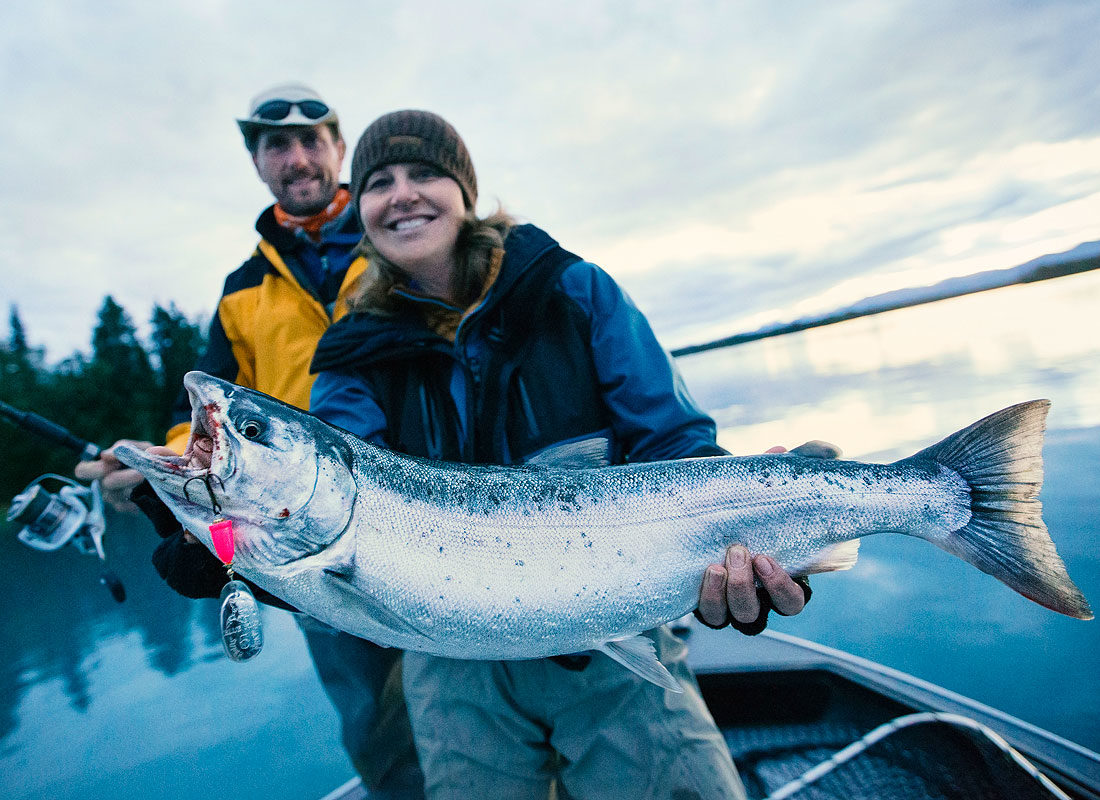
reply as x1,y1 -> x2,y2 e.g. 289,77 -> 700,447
76,83 -> 425,798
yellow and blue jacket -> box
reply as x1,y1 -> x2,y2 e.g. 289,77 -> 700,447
166,199 -> 366,452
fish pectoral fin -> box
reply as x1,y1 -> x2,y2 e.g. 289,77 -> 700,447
802,539 -> 861,574
321,552 -> 357,580
322,568 -> 433,641
596,635 -> 683,693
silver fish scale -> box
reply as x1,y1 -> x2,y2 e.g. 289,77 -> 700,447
336,442 -> 971,658
115,381 -> 1094,665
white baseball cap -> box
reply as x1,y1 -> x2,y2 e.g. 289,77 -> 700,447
236,83 -> 339,146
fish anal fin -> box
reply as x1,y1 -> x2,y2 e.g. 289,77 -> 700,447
596,635 -> 683,693
801,539 -> 861,575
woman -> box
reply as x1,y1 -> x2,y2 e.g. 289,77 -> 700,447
310,110 -> 810,800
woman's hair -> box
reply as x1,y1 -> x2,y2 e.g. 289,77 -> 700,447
347,208 -> 515,313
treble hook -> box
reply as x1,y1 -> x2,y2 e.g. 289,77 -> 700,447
184,473 -> 225,515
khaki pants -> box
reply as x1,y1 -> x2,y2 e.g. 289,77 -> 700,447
402,626 -> 746,800
296,616 -> 424,798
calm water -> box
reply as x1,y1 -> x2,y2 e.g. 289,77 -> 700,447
2,271 -> 1098,799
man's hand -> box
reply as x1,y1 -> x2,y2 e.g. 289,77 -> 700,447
694,439 -> 840,634
74,439 -> 154,511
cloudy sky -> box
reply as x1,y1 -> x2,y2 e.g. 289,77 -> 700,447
2,0 -> 1098,361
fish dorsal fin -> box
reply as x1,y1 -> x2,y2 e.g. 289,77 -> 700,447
801,539 -> 861,574
596,635 -> 683,693
525,437 -> 612,469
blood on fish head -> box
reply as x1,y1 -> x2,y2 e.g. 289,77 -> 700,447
117,371 -> 359,569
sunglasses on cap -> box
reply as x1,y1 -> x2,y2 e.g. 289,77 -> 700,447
252,99 -> 331,121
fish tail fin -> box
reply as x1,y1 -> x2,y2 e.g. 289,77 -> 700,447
905,399 -> 1092,620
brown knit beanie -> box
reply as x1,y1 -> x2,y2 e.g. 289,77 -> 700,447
350,110 -> 478,216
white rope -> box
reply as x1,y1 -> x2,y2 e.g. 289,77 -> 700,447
764,711 -> 1072,800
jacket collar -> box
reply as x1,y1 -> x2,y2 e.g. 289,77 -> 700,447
255,185 -> 362,250
310,223 -> 564,373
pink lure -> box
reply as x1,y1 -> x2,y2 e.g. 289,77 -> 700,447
209,518 -> 235,564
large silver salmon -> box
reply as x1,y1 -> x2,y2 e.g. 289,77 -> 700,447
116,372 -> 1092,691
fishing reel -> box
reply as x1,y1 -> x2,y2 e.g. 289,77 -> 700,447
6,474 -> 126,602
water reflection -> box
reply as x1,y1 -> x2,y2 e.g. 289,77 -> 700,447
0,510 -> 350,800
678,270 -> 1100,458
677,272 -> 1100,752
0,512 -> 197,727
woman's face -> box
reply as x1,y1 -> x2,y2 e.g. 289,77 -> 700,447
359,162 -> 466,293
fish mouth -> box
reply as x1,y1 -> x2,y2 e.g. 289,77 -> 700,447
176,372 -> 235,483
114,373 -> 234,497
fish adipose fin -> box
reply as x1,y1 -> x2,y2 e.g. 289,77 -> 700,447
905,399 -> 1092,620
595,635 -> 683,693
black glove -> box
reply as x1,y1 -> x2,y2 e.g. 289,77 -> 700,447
130,479 -> 184,538
131,481 -> 297,611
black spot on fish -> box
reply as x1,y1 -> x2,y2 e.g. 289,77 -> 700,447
515,560 -> 525,567
439,546 -> 444,553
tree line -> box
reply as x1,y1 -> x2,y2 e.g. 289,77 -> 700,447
0,299 -> 205,500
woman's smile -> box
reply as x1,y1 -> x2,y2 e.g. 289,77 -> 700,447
360,162 -> 467,299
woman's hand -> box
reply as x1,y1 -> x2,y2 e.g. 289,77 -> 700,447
697,546 -> 809,632
694,439 -> 840,634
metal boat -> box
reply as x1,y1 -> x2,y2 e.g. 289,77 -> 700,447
320,622 -> 1100,800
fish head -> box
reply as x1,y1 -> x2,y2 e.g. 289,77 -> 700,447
116,371 -> 357,568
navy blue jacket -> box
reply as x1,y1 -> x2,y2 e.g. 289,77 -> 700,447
310,224 -> 725,466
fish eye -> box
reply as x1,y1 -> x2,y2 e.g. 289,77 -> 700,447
240,419 -> 265,440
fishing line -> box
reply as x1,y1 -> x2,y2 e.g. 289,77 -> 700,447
182,471 -> 263,662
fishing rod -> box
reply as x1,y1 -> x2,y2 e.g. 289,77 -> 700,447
1,400 -> 125,601
0,398 -> 101,461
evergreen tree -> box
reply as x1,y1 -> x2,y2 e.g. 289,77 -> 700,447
0,307 -> 71,496
3,305 -> 40,400
0,298 -> 206,499
72,296 -> 159,447
149,303 -> 205,434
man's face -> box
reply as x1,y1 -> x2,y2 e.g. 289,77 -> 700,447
252,125 -> 346,216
